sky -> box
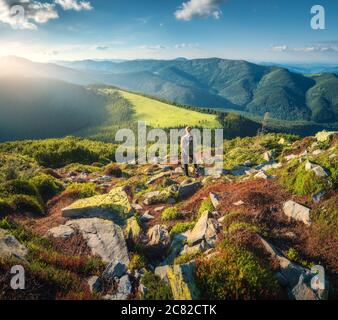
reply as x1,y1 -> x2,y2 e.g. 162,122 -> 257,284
0,0 -> 338,63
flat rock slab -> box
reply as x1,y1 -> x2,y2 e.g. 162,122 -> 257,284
62,186 -> 133,223
65,218 -> 130,264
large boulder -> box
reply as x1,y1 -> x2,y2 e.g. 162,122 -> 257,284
283,201 -> 311,226
167,262 -> 200,300
65,218 -> 130,264
62,187 -> 133,223
0,228 -> 28,261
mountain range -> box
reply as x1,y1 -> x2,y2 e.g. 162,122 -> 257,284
1,56 -> 338,126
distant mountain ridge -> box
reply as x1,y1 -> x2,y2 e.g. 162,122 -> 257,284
1,56 -> 338,124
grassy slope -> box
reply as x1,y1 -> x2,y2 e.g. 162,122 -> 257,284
119,90 -> 220,128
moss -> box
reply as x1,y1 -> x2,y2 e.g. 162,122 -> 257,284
284,247 -> 313,269
65,182 -> 98,198
195,240 -> 280,300
141,271 -> 173,300
227,222 -> 261,234
278,160 -> 329,196
197,198 -> 214,219
174,252 -> 200,265
0,198 -> 12,217
311,197 -> 338,236
125,217 -> 141,241
65,163 -> 102,173
29,173 -> 64,202
161,207 -> 182,221
128,253 -> 146,273
9,194 -> 44,215
104,164 -> 123,177
170,222 -> 196,237
65,186 -> 133,220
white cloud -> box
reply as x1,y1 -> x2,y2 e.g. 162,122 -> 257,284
175,0 -> 227,21
55,0 -> 92,11
0,0 -> 58,30
175,43 -> 200,49
271,45 -> 289,52
138,44 -> 167,50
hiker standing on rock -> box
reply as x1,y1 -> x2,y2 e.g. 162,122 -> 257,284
181,126 -> 199,177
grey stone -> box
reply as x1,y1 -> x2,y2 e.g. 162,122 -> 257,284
209,192 -> 220,209
118,274 -> 132,296
47,225 -> 75,239
283,201 -> 311,226
291,275 -> 319,300
187,211 -> 209,245
0,228 -> 28,261
147,225 -> 170,247
102,258 -> 127,279
66,218 -> 130,264
140,212 -> 155,222
178,182 -> 201,199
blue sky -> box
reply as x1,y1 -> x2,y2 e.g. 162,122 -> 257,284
0,0 -> 338,62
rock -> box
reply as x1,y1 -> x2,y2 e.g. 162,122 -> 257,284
312,190 -> 326,203
155,265 -> 170,281
0,228 -> 28,261
254,171 -> 269,180
138,284 -> 148,297
102,258 -> 127,279
312,149 -> 323,156
278,138 -> 286,145
147,225 -> 170,247
117,274 -> 133,297
132,204 -> 143,211
329,153 -> 336,159
125,217 -> 141,242
283,201 -> 311,226
315,131 -> 336,142
90,175 -> 112,183
312,165 -> 328,178
264,151 -> 273,162
285,154 -> 298,161
143,191 -> 161,205
140,212 -> 155,222
47,225 -> 75,239
87,276 -> 100,293
187,211 -> 209,245
66,218 -> 130,264
178,182 -> 201,199
260,237 -> 307,288
245,168 -> 259,176
62,186 -> 133,223
154,206 -> 165,212
205,219 -> 219,247
167,262 -> 200,300
147,172 -> 171,185
181,240 -> 208,256
230,165 -> 251,176
256,162 -> 282,171
233,200 -> 244,206
305,161 -> 314,171
209,192 -> 220,209
291,275 -> 319,300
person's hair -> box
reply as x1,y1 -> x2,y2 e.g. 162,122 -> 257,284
186,126 -> 192,132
